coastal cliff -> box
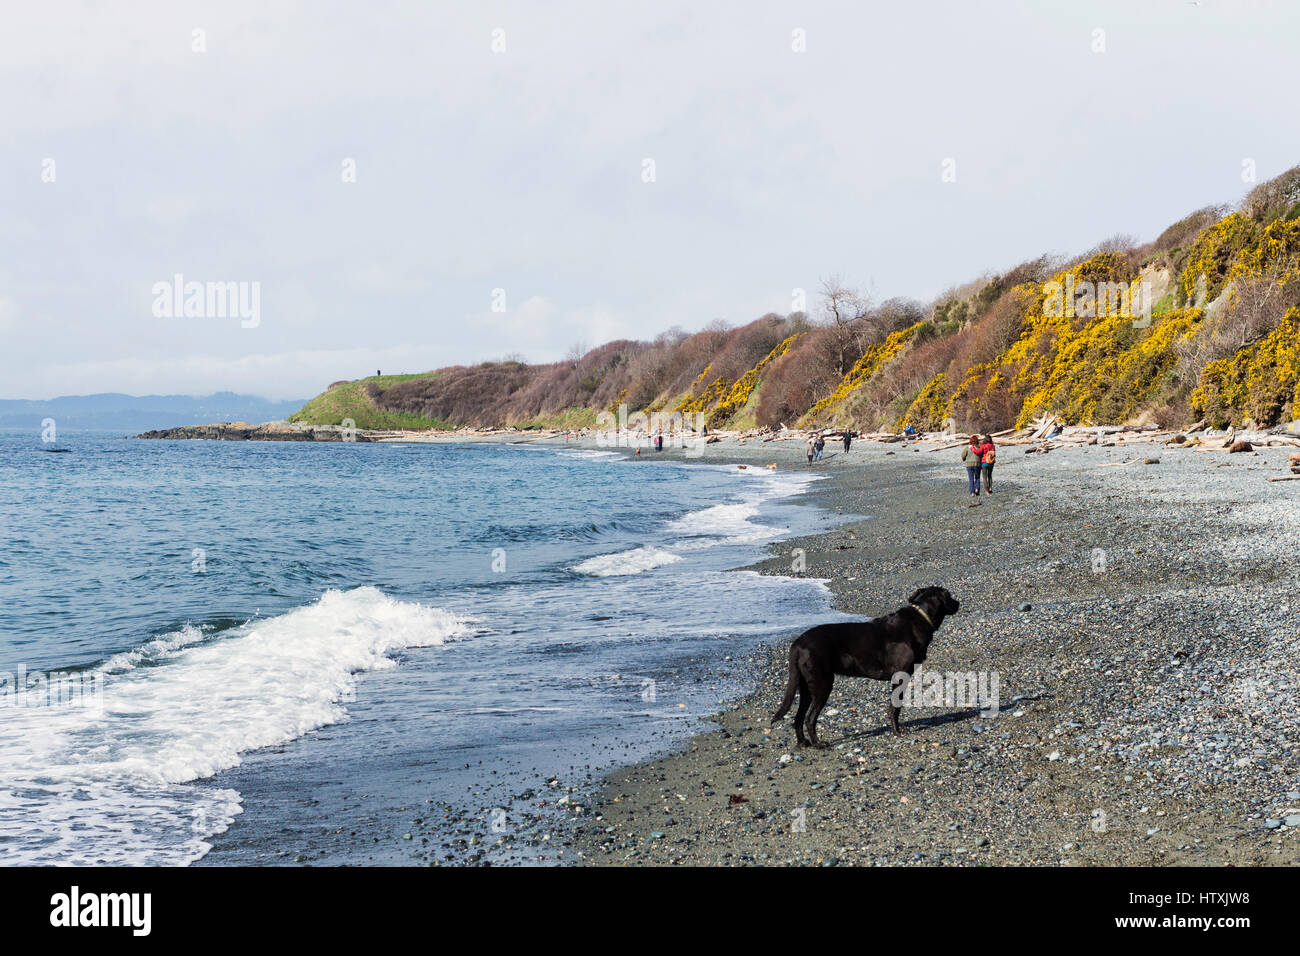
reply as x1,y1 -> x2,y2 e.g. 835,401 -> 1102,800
145,166 -> 1300,441
283,166 -> 1300,437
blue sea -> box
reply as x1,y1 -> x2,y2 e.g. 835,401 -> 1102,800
0,430 -> 840,865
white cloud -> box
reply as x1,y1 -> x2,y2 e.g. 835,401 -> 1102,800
0,296 -> 17,332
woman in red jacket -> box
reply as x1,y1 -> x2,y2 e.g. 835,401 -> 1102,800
980,434 -> 997,494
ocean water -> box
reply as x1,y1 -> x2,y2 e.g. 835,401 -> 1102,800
0,431 -> 840,865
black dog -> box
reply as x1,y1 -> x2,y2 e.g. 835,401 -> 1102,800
771,586 -> 960,747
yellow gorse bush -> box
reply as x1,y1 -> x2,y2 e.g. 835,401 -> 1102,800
612,202 -> 1299,433
1192,306 -> 1300,426
898,373 -> 949,431
800,321 -> 926,423
826,222 -> 1297,431
1180,212 -> 1256,303
947,254 -> 1133,426
942,253 -> 1213,428
704,333 -> 804,426
1018,308 -> 1202,426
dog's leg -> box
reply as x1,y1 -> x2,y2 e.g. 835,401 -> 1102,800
886,692 -> 903,736
805,673 -> 832,748
793,674 -> 811,746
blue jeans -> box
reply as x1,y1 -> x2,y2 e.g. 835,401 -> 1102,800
966,466 -> 980,494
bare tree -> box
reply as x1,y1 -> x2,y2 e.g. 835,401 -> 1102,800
654,325 -> 689,348
1088,233 -> 1140,255
866,297 -> 925,337
816,275 -> 873,379
1242,164 -> 1300,222
1175,266 -> 1299,379
1222,269 -> 1299,349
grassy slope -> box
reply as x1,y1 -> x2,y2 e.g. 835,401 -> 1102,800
726,384 -> 766,431
290,373 -> 599,432
289,374 -> 451,430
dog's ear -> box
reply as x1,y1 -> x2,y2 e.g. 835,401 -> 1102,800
908,588 -> 926,605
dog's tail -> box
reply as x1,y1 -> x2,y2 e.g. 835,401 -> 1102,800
771,655 -> 799,722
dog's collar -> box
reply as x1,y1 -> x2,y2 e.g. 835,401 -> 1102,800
911,604 -> 935,628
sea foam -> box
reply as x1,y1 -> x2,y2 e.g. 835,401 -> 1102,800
572,546 -> 684,577
0,587 -> 466,865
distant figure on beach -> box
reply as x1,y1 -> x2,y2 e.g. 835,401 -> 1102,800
842,430 -> 853,453
961,434 -> 986,498
653,429 -> 663,452
980,433 -> 996,494
805,434 -> 815,464
814,434 -> 825,461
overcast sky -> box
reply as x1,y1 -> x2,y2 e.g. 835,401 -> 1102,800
2,0 -> 1298,400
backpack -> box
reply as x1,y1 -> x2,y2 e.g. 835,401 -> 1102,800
982,445 -> 996,464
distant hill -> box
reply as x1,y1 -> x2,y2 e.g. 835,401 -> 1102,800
292,165 -> 1300,433
0,392 -> 308,432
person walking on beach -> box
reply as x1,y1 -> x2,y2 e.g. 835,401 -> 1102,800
805,434 -> 815,464
961,434 -> 985,498
980,433 -> 997,494
842,430 -> 853,453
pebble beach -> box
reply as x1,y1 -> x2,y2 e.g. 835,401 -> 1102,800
569,433 -> 1300,866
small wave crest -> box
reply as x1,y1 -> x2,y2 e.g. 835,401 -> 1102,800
665,501 -> 779,542
570,546 -> 683,577
0,587 -> 467,865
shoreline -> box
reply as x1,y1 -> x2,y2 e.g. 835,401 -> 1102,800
563,435 -> 1300,866
119,428 -> 1300,866
188,439 -> 843,867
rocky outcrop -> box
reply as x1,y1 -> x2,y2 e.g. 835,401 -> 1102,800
135,421 -> 377,442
